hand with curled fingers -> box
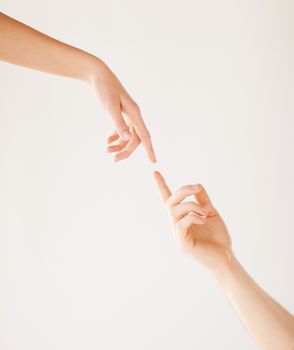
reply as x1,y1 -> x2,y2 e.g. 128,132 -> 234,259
154,171 -> 232,275
106,126 -> 141,162
0,13 -> 156,164
89,61 -> 156,163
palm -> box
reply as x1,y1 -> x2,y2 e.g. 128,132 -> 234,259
181,209 -> 232,271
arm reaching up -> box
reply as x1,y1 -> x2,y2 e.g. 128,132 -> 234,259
154,171 -> 294,350
0,12 -> 156,162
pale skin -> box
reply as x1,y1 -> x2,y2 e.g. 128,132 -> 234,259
2,10 -> 293,350
154,171 -> 294,350
0,12 -> 156,162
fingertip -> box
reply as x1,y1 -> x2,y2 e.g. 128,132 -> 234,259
115,150 -> 129,162
153,171 -> 159,182
107,136 -> 114,144
114,155 -> 123,162
197,184 -> 206,193
107,132 -> 119,144
191,184 -> 201,192
153,170 -> 162,180
149,150 -> 157,163
148,147 -> 157,163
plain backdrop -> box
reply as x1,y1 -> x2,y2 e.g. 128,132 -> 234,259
0,1 -> 294,349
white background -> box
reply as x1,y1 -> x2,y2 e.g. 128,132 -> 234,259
1,1 -> 294,349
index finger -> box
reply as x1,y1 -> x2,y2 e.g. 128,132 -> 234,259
153,171 -> 172,201
129,108 -> 156,163
135,120 -> 157,163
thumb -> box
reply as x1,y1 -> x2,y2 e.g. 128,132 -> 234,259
194,184 -> 214,208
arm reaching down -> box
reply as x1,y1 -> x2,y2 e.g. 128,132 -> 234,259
154,171 -> 294,350
0,12 -> 156,162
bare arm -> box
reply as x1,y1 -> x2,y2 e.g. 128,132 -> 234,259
0,12 -> 156,162
154,171 -> 294,350
217,255 -> 294,350
0,11 -> 97,81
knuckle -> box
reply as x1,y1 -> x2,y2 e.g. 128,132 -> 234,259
114,119 -> 125,129
190,203 -> 199,211
180,185 -> 191,192
130,101 -> 140,113
132,134 -> 140,143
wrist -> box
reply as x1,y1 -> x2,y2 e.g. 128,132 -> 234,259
212,249 -> 236,284
213,253 -> 247,295
79,54 -> 106,86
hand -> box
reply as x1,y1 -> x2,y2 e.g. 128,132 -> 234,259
0,13 -> 155,162
87,59 -> 156,162
154,171 -> 232,274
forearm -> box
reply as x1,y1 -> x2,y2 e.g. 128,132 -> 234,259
0,12 -> 101,83
215,254 -> 294,350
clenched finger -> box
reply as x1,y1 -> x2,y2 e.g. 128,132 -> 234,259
166,184 -> 202,208
115,130 -> 140,161
170,202 -> 208,221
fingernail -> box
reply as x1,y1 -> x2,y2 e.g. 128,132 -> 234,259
122,131 -> 131,140
192,184 -> 200,190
